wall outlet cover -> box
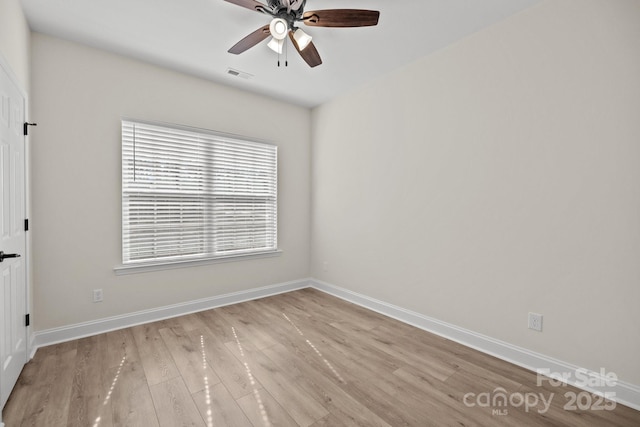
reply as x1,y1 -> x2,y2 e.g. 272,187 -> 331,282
528,312 -> 543,331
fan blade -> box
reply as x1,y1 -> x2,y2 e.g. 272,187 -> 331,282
228,25 -> 271,54
289,31 -> 322,67
303,9 -> 380,27
223,0 -> 267,13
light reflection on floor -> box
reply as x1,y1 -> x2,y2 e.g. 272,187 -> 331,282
200,335 -> 214,427
232,326 -> 272,427
92,355 -> 126,427
282,313 -> 346,384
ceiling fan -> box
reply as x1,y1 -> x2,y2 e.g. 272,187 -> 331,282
224,0 -> 380,68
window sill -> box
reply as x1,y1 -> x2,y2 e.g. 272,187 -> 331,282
113,249 -> 282,275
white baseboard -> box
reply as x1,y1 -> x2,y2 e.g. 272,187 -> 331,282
28,332 -> 37,360
310,278 -> 640,411
35,278 -> 311,348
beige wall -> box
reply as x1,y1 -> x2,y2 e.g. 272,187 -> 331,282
30,33 -> 311,330
311,0 -> 640,385
0,0 -> 30,90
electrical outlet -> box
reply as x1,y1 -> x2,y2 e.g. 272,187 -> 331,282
322,261 -> 329,272
93,289 -> 103,303
528,312 -> 543,331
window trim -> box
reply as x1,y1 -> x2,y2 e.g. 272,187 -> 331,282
114,248 -> 282,275
116,118 -> 279,273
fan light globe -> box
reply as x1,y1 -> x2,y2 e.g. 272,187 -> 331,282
293,28 -> 312,51
269,18 -> 288,41
267,37 -> 284,54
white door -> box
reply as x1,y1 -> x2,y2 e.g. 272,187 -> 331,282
0,59 -> 27,410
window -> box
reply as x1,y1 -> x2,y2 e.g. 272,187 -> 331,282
121,120 -> 277,266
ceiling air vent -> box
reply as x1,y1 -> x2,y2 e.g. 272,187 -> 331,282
226,68 -> 254,80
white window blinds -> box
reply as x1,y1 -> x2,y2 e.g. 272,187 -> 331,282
122,120 -> 277,264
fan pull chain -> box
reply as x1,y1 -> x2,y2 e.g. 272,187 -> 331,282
277,39 -> 288,67
277,44 -> 281,67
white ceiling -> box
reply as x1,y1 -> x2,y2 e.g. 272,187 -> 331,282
20,0 -> 541,108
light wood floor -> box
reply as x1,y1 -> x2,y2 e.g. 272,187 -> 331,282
3,288 -> 639,426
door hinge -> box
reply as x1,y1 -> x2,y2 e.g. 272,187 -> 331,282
24,218 -> 29,231
24,122 -> 37,136
25,314 -> 30,327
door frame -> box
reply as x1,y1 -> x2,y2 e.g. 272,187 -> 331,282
0,50 -> 31,423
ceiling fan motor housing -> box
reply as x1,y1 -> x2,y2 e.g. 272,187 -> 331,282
268,0 -> 306,20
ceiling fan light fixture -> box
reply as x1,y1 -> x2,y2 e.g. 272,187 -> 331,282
269,18 -> 288,41
292,28 -> 312,51
225,1 -> 380,69
267,37 -> 285,54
